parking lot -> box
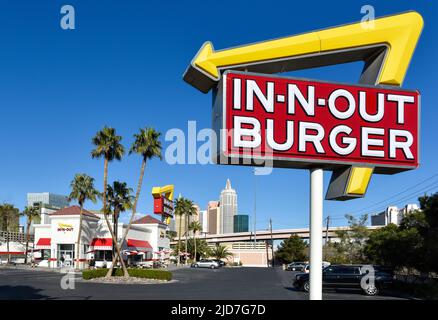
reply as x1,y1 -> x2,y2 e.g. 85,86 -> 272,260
0,266 -> 409,300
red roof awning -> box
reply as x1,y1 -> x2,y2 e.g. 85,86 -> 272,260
0,251 -> 25,255
35,238 -> 51,249
127,239 -> 152,251
90,238 -> 112,250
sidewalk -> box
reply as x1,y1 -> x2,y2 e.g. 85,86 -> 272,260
0,263 -> 83,275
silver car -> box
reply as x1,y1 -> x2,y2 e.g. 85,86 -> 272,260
191,259 -> 220,269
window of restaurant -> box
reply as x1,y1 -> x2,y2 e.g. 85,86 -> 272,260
94,250 -> 113,261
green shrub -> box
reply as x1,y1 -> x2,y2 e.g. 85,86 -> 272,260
82,268 -> 172,281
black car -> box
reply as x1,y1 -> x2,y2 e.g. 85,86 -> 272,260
293,264 -> 394,296
286,262 -> 306,271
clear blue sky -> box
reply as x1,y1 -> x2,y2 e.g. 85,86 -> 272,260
0,1 -> 437,230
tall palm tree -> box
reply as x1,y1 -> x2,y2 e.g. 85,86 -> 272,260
173,197 -> 186,266
91,126 -> 127,277
21,206 -> 40,264
0,204 -> 19,264
111,127 -> 162,271
68,173 -> 99,270
183,199 -> 197,265
188,221 -> 202,262
105,181 -> 133,277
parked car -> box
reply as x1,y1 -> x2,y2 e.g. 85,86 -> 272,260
191,259 -> 220,269
293,264 -> 394,296
212,259 -> 226,267
286,262 -> 306,271
303,262 -> 330,273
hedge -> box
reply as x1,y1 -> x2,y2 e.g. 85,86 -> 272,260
82,268 -> 172,281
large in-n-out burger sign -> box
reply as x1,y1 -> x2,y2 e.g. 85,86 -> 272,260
213,71 -> 419,173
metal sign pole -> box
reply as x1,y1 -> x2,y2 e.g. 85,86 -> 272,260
309,168 -> 323,300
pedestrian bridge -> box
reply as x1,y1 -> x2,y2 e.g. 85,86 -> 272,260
170,225 -> 381,245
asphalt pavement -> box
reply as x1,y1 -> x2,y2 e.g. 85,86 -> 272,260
0,265 -> 409,300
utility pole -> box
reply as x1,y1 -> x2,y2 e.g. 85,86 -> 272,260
325,216 -> 330,244
269,218 -> 274,268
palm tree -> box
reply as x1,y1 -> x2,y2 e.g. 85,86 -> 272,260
0,204 -> 19,264
105,181 -> 133,277
188,221 -> 202,262
174,197 -> 186,266
183,199 -> 197,265
21,206 -> 40,264
211,245 -> 233,261
68,173 -> 99,270
91,126 -> 127,277
112,128 -> 162,270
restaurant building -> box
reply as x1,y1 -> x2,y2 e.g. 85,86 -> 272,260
33,205 -> 170,269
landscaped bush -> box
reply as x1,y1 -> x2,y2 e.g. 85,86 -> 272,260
82,268 -> 172,281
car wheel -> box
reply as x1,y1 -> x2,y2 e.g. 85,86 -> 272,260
194,264 -> 199,268
363,285 -> 379,296
210,265 -> 216,269
303,281 -> 310,292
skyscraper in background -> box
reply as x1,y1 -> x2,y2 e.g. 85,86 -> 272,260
199,210 -> 208,234
234,214 -> 249,233
207,201 -> 220,235
27,192 -> 69,209
174,202 -> 200,237
219,179 -> 237,234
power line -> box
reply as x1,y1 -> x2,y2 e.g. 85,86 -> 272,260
329,174 -> 438,220
340,172 -> 438,216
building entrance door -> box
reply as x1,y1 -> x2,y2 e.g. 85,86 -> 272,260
57,244 -> 75,268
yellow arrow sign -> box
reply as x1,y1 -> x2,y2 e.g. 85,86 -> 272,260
183,11 -> 423,93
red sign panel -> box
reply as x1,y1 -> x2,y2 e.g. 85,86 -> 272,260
213,71 -> 420,173
153,196 -> 174,216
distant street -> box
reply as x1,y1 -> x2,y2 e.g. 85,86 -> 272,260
0,266 -> 409,300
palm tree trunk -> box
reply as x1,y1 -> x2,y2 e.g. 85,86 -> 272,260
6,226 -> 10,264
104,212 -> 128,277
177,215 -> 182,266
185,215 -> 188,265
103,159 -> 108,212
25,220 -> 31,264
194,231 -> 197,263
108,159 -> 146,276
75,206 -> 84,270
102,159 -> 128,277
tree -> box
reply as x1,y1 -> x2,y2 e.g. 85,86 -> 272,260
21,206 -> 40,264
186,238 -> 211,261
174,197 -> 186,266
91,126 -> 128,277
188,221 -> 202,262
68,173 -> 99,270
0,204 -> 20,264
275,234 -> 307,264
363,193 -> 438,275
418,193 -> 438,273
105,181 -> 134,276
334,214 -> 370,264
110,127 -> 162,275
211,245 -> 233,261
183,199 -> 197,264
363,223 -> 422,270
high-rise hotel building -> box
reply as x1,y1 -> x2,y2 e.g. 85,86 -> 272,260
219,179 -> 238,234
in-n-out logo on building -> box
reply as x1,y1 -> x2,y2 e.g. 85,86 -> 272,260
57,223 -> 73,232
214,71 -> 419,172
